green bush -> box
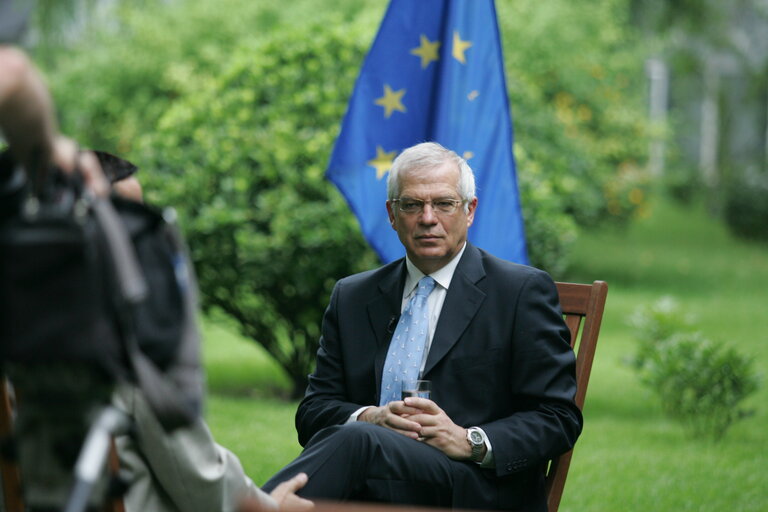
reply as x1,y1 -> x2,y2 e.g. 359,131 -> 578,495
662,163 -> 702,205
723,168 -> 768,243
43,0 -> 384,156
514,144 -> 578,276
628,296 -> 696,369
136,22 -> 381,398
499,0 -> 651,228
642,332 -> 759,440
630,298 -> 759,440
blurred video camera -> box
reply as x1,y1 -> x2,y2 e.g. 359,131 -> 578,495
0,150 -> 204,511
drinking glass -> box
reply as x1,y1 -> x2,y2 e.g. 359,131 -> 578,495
401,379 -> 431,400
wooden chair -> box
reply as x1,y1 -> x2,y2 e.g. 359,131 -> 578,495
545,280 -> 608,512
241,280 -> 608,512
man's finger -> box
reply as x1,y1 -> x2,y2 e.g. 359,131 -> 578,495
388,400 -> 424,416
391,427 -> 420,440
406,412 -> 438,428
48,138 -> 109,197
281,472 -> 309,494
76,149 -> 109,197
403,396 -> 439,412
386,414 -> 422,435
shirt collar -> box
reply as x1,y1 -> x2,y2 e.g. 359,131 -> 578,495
403,242 -> 467,295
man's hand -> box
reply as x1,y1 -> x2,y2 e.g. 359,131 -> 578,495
268,472 -> 314,511
53,137 -> 109,197
0,46 -> 109,197
358,402 -> 425,440
402,397 -> 476,460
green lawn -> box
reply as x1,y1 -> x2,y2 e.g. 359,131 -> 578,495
201,319 -> 299,483
204,198 -> 768,510
560,199 -> 768,511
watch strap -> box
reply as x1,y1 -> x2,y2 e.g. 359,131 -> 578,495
467,427 -> 485,462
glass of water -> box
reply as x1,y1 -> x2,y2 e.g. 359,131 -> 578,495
401,379 -> 431,400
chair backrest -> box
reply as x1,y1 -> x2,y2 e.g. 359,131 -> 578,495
545,280 -> 608,512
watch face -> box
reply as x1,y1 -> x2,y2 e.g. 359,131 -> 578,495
470,430 -> 483,444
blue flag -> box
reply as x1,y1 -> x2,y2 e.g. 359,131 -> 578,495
326,0 -> 528,264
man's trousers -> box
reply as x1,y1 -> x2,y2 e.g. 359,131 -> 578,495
262,422 -> 500,509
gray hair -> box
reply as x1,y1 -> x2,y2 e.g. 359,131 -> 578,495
386,142 -> 476,212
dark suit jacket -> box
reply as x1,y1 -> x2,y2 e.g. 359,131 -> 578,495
296,243 -> 582,510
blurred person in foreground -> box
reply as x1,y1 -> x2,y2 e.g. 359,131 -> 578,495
98,153 -> 311,512
263,142 -> 582,511
0,42 -> 312,512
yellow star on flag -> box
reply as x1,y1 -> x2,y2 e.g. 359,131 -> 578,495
374,84 -> 407,118
463,151 -> 475,160
452,31 -> 472,64
367,146 -> 398,179
410,34 -> 441,69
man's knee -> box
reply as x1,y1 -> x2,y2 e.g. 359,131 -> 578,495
306,421 -> 390,452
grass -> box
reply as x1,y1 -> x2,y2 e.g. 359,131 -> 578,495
559,198 -> 768,511
201,318 -> 300,483
203,197 -> 768,509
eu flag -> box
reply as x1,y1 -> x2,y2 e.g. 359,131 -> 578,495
327,0 -> 528,264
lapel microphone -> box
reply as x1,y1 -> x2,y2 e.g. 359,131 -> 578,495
386,316 -> 398,334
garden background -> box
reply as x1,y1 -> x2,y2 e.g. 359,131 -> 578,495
22,0 -> 768,509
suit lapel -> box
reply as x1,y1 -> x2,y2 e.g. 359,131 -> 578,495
423,244 -> 486,376
367,261 -> 407,395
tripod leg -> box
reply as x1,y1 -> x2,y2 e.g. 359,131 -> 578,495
64,406 -> 130,512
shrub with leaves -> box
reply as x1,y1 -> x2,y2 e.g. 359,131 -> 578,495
628,296 -> 696,369
642,332 -> 759,440
137,22 -> 380,398
499,0 -> 651,228
630,298 -> 760,440
43,0 -> 385,156
514,144 -> 578,276
723,168 -> 768,243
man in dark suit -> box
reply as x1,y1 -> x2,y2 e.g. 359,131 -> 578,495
263,142 -> 582,511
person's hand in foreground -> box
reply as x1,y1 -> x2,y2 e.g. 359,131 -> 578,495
239,472 -> 313,512
269,472 -> 314,511
0,46 -> 108,197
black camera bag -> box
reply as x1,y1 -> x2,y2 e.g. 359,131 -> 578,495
0,176 -> 203,431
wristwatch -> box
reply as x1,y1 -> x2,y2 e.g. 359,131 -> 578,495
466,427 -> 486,463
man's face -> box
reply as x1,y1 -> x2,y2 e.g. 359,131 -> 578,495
386,161 -> 477,275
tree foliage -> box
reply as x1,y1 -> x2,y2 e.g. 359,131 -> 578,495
137,24 -> 381,398
504,0 -> 650,221
498,0 -> 651,272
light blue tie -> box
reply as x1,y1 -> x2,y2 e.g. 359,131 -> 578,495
379,276 -> 437,405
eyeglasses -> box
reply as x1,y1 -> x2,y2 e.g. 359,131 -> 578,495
391,197 -> 465,215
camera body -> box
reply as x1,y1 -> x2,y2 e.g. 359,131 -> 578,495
0,155 -> 203,510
